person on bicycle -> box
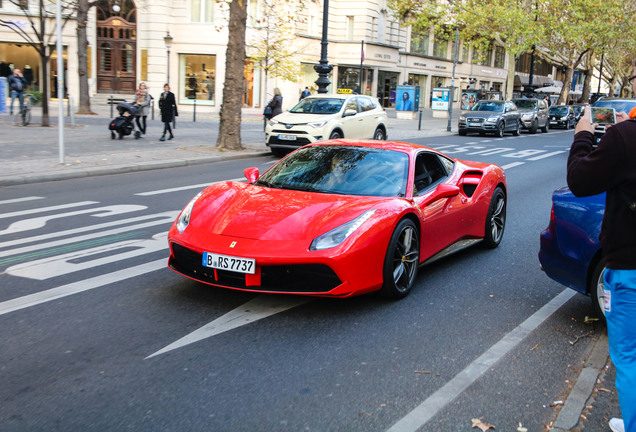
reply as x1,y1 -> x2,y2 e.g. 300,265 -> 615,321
8,68 -> 27,116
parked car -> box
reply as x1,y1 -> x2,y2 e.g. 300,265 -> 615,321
539,187 -> 605,319
264,94 -> 388,156
591,97 -> 636,140
571,103 -> 587,122
168,140 -> 507,299
548,105 -> 577,129
511,98 -> 549,133
458,100 -> 521,137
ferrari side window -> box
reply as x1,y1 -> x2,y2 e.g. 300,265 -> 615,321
414,153 -> 449,196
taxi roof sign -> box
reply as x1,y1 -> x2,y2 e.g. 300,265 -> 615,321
337,88 -> 353,94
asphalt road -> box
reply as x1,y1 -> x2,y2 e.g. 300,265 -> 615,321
0,129 -> 608,432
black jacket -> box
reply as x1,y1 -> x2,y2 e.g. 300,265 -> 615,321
269,95 -> 283,117
159,91 -> 178,123
567,121 -> 636,269
8,75 -> 27,92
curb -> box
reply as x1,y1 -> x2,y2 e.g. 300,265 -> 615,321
552,332 -> 609,430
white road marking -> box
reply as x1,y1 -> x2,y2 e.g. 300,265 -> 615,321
501,162 -> 525,170
146,295 -> 312,359
0,211 -> 177,250
0,196 -> 44,205
0,201 -> 98,219
386,289 -> 575,432
6,232 -> 167,280
0,205 -> 146,236
528,150 -> 567,161
0,211 -> 178,259
0,259 -> 166,316
136,178 -> 243,196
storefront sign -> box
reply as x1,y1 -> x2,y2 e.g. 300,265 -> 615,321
432,87 -> 450,111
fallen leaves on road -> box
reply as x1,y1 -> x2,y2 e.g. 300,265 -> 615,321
471,418 -> 495,431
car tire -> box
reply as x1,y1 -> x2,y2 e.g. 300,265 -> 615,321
529,119 -> 538,134
541,121 -> 549,133
590,258 -> 607,322
482,186 -> 506,248
329,131 -> 342,140
495,122 -> 504,138
373,127 -> 386,140
380,219 -> 420,299
512,120 -> 521,136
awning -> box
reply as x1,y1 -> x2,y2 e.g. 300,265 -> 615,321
514,75 -> 552,86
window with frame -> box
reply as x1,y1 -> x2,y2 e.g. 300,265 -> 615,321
346,16 -> 354,40
494,46 -> 505,68
481,46 -> 493,66
433,37 -> 448,59
410,29 -> 429,55
191,0 -> 214,22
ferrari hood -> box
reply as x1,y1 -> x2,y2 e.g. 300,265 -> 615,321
189,182 -> 386,241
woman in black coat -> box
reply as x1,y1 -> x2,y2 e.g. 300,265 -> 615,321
159,83 -> 178,141
268,87 -> 283,118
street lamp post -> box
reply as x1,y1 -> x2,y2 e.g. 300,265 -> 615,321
164,32 -> 173,84
314,0 -> 332,93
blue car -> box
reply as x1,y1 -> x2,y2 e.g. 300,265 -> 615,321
538,187 -> 606,318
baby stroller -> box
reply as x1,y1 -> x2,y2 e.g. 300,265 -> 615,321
109,102 -> 142,139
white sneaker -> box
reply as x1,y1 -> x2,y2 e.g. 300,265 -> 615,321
609,418 -> 625,432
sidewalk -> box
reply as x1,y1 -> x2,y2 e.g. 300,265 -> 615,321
0,102 -> 456,187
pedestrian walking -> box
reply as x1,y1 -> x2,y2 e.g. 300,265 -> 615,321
300,86 -> 311,100
8,68 -> 27,116
268,88 -> 283,118
134,82 -> 150,135
566,59 -> 636,432
158,83 -> 178,141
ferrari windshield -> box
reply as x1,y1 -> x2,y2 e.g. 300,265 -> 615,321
289,98 -> 346,115
472,101 -> 504,112
256,145 -> 409,197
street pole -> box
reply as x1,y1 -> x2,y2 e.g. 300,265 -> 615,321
56,0 -> 65,164
359,40 -> 364,94
597,53 -> 604,95
314,0 -> 332,93
447,26 -> 459,132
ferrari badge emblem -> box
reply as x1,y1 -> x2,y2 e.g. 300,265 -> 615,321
230,241 -> 237,248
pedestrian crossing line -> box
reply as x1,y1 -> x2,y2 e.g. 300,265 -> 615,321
0,196 -> 44,206
501,162 -> 525,170
528,150 -> 567,161
0,201 -> 98,220
135,178 -> 243,196
0,259 -> 166,316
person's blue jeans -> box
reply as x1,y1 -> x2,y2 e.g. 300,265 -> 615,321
10,90 -> 24,115
604,268 -> 636,432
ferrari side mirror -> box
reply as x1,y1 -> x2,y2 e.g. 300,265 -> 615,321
244,167 -> 259,183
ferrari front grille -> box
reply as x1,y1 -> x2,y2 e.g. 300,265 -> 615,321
169,243 -> 342,293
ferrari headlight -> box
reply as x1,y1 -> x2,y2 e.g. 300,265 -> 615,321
176,192 -> 203,233
308,120 -> 328,128
310,210 -> 376,251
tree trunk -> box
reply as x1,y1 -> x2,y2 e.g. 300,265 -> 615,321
580,52 -> 594,103
76,0 -> 95,114
558,65 -> 574,105
216,0 -> 248,151
40,45 -> 50,127
505,52 -> 515,100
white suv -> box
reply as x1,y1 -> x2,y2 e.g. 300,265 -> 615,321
265,94 -> 388,156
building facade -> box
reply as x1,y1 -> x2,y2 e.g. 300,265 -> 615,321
1,0 -> 557,112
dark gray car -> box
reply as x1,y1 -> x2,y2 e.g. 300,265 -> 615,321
458,100 -> 521,137
512,98 -> 549,133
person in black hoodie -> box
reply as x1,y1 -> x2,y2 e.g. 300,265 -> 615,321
566,61 -> 636,432
8,68 -> 27,116
158,83 -> 178,141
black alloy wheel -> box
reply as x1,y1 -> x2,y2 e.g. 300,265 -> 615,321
529,119 -> 538,134
380,219 -> 420,299
495,122 -> 505,138
512,120 -> 521,136
482,186 -> 506,248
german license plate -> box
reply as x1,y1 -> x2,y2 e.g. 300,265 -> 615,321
202,252 -> 256,274
278,134 -> 297,141
468,122 -> 480,127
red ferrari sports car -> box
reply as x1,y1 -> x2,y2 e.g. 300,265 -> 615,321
168,140 -> 506,298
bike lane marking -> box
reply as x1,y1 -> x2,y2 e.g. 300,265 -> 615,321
0,196 -> 44,206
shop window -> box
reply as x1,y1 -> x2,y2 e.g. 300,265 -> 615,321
433,37 -> 448,59
180,54 -> 216,105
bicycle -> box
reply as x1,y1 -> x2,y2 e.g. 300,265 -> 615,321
13,93 -> 36,126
